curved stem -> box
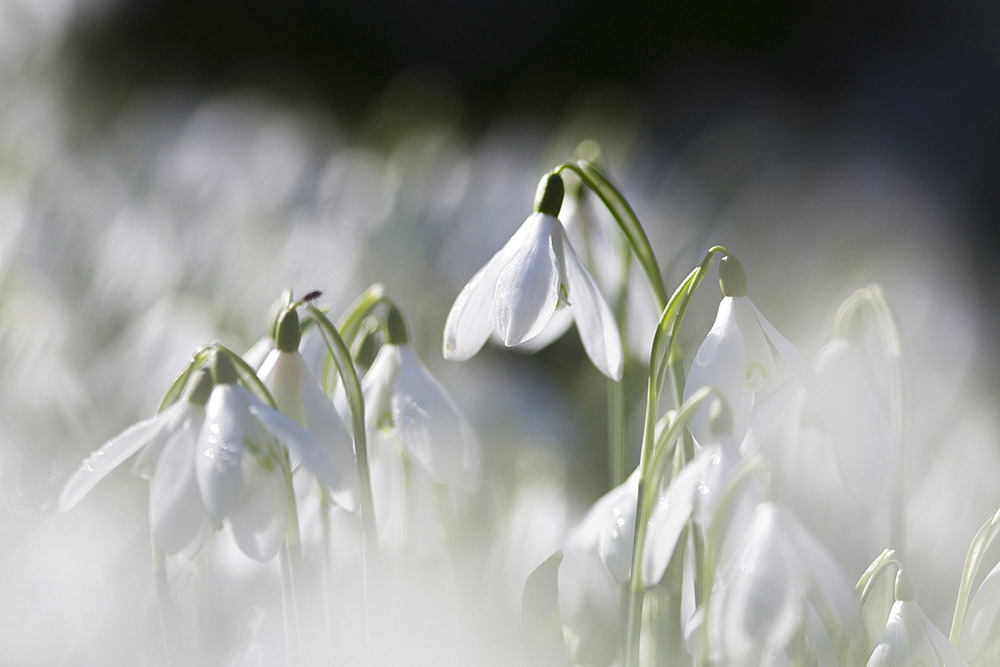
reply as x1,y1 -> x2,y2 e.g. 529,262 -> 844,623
280,456 -> 304,667
554,161 -> 668,311
950,505 -> 1000,644
215,344 -> 279,408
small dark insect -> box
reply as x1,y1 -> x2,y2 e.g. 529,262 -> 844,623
301,290 -> 322,302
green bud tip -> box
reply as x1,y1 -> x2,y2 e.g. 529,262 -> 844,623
183,368 -> 215,406
209,348 -> 239,385
894,569 -> 914,602
385,305 -> 409,345
719,255 -> 747,297
275,307 -> 301,353
709,398 -> 734,437
533,172 -> 564,217
575,139 -> 602,164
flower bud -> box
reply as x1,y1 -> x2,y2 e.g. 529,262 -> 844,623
384,305 -> 409,346
894,569 -> 914,602
209,348 -> 239,385
275,307 -> 301,353
533,172 -> 564,217
183,368 -> 215,407
719,255 -> 747,297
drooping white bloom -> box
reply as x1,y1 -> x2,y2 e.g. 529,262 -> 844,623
685,257 -> 831,446
713,502 -> 862,665
196,378 -> 348,562
257,339 -> 359,511
443,174 -> 623,380
363,343 -> 480,494
564,469 -> 639,584
868,598 -> 968,666
60,372 -> 214,557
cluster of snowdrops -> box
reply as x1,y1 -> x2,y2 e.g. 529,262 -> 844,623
60,159 -> 1000,666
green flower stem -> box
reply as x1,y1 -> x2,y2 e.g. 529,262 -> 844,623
151,536 -> 178,666
624,386 -> 713,667
318,490 -> 338,660
856,548 -> 900,603
305,303 -> 378,661
337,283 -> 387,346
553,161 -> 668,312
950,505 -> 1000,644
608,248 -> 632,488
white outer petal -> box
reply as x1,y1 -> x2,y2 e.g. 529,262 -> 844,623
246,391 -> 351,507
59,401 -> 185,511
685,297 -> 748,445
642,456 -> 704,586
258,349 -> 307,426
813,338 -> 893,508
513,304 -> 574,353
867,601 -> 911,667
733,296 -> 777,392
962,559 -> 1000,659
566,470 -> 639,584
443,217 -> 533,360
492,213 -> 561,346
907,601 -> 969,666
150,412 -> 213,556
392,345 -> 481,493
196,385 -> 251,524
226,454 -> 288,562
747,299 -> 836,432
561,224 -> 624,380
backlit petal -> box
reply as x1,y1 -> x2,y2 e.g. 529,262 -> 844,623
492,213 -> 561,346
227,454 -> 288,562
562,227 -> 624,380
196,385 -> 250,524
150,414 -> 213,556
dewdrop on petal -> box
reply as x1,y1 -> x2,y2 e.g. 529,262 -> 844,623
443,172 -> 623,380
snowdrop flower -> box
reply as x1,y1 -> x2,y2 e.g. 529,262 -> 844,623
195,350 -> 348,561
868,571 -> 968,667
713,502 -> 862,666
366,308 -> 480,494
60,370 -> 215,557
256,306 -> 360,511
443,172 -> 623,380
565,469 -> 639,584
807,336 -> 894,508
685,255 -> 831,446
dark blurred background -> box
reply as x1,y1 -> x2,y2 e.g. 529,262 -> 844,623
67,0 -> 1000,290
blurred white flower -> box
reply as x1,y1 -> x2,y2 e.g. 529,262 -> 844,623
442,174 -> 623,380
685,256 -> 830,446
868,593 -> 968,666
807,336 -> 894,508
713,502 -> 862,666
196,355 -> 350,562
60,371 -> 215,557
565,469 -> 639,584
256,308 -> 359,512
364,343 -> 480,493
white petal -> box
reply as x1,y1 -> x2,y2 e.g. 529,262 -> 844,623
443,218 -> 533,360
363,344 -> 401,437
867,601 -> 910,667
685,297 -> 748,445
911,602 -> 968,666
297,355 -> 360,511
226,454 -> 288,562
150,414 -> 213,556
730,298 -> 775,394
247,391 -> 349,505
59,402 -> 182,511
513,304 -> 574,353
492,213 -> 561,346
392,346 -> 481,493
812,338 -> 893,508
561,226 -> 624,380
962,560 -> 1000,659
258,349 -> 307,426
642,457 -> 704,586
748,299 -> 836,432
196,385 -> 251,524
719,504 -> 803,663
567,470 -> 639,584
243,336 -> 275,371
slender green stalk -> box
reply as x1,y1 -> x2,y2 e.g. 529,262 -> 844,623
950,505 -> 1000,644
553,161 -> 668,312
305,304 -> 378,664
608,247 -> 632,488
318,490 -> 338,660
